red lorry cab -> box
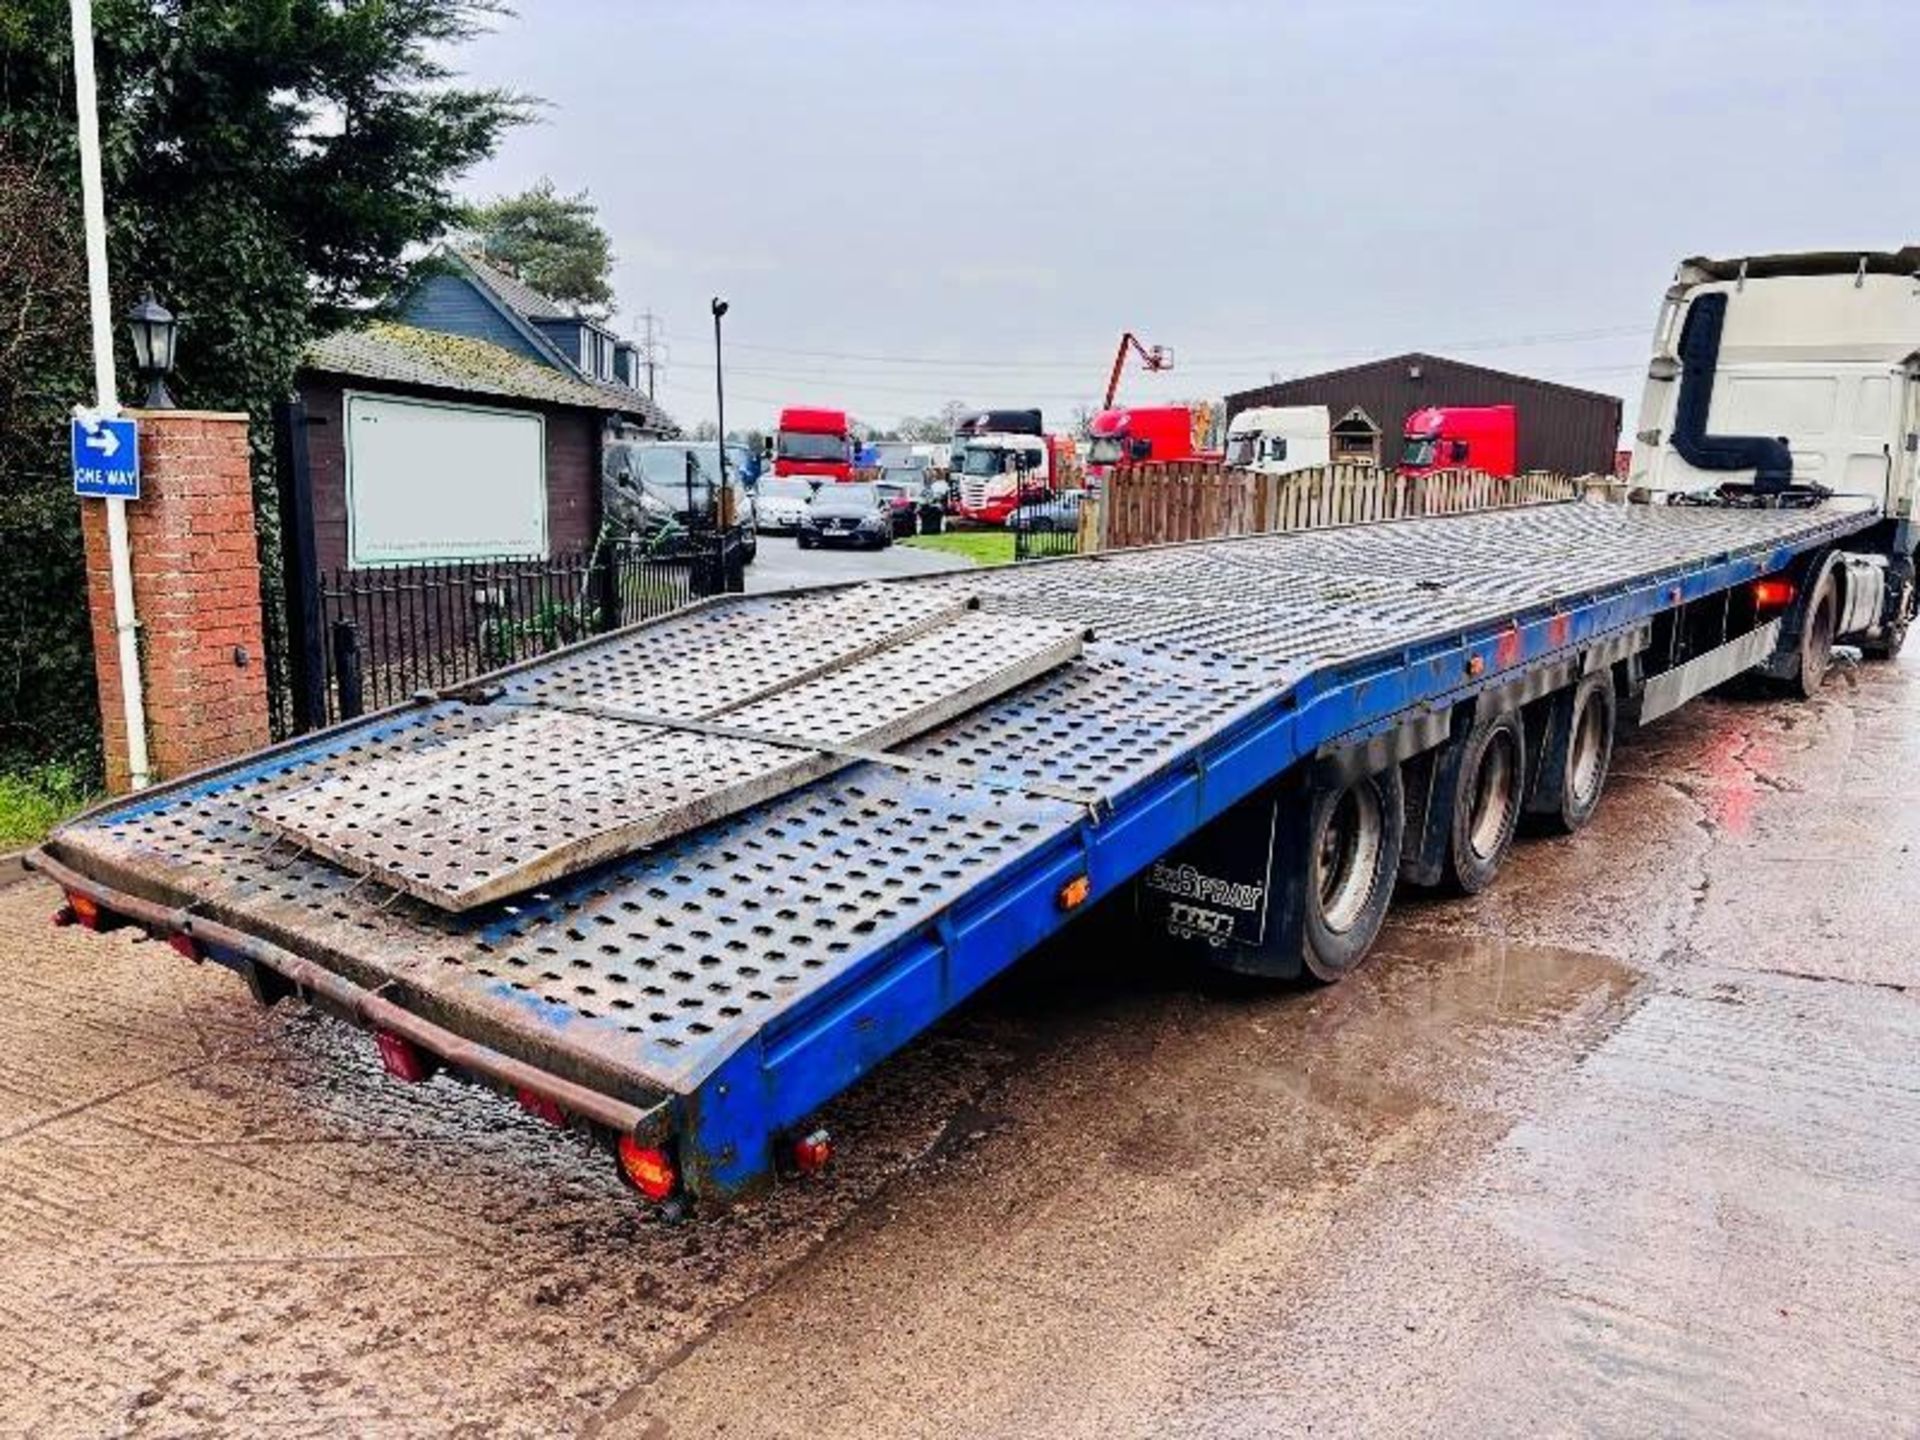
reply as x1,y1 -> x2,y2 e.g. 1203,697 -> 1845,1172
775,406 -> 854,482
1086,405 -> 1209,485
1400,405 -> 1517,478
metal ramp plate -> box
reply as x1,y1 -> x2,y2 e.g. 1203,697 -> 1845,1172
253,607 -> 1085,912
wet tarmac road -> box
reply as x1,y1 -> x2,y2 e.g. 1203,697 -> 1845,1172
1,653 -> 1915,1437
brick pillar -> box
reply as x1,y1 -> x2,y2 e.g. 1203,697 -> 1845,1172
80,410 -> 271,793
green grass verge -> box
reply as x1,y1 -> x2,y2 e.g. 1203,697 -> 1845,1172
0,763 -> 98,849
901,530 -> 1015,566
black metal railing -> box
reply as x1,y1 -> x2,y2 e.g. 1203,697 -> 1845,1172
310,537 -> 724,727
1010,492 -> 1085,562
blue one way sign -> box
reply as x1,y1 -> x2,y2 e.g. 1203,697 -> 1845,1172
71,412 -> 140,499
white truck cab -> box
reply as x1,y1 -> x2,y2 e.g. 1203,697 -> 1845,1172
1630,246 -> 1920,659
1629,249 -> 1920,515
1224,405 -> 1331,475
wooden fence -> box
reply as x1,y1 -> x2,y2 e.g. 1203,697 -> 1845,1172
1094,462 -> 1621,552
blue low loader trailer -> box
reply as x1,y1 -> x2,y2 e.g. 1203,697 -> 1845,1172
32,247 -> 1920,1213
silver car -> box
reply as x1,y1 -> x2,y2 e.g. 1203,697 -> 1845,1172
752,475 -> 817,534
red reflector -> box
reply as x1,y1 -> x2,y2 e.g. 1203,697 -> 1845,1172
792,1128 -> 834,1176
1754,579 -> 1796,610
375,1030 -> 436,1084
167,932 -> 202,961
616,1137 -> 677,1202
516,1087 -> 566,1127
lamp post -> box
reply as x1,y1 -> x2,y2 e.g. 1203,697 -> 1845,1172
125,289 -> 178,409
710,295 -> 729,494
711,297 -> 736,592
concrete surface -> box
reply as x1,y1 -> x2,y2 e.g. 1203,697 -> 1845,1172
744,533 -> 974,593
1,654 -> 1915,1438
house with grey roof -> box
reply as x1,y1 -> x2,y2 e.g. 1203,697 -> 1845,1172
399,248 -> 665,416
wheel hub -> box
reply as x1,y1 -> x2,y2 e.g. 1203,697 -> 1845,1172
1467,733 -> 1517,860
1316,783 -> 1384,934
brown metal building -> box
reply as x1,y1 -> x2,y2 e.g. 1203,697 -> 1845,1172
1225,352 -> 1624,475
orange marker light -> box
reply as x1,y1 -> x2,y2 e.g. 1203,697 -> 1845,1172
617,1137 -> 678,1202
1058,873 -> 1092,911
64,892 -> 101,929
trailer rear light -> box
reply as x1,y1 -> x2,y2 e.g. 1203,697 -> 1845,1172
1057,873 -> 1092,911
792,1129 -> 834,1175
60,892 -> 101,929
616,1137 -> 678,1202
515,1087 -> 567,1127
375,1030 -> 437,1084
1754,578 -> 1796,610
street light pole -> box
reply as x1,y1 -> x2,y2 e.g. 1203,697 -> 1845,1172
711,296 -> 729,494
710,297 -> 733,591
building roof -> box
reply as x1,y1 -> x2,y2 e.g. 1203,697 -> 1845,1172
449,246 -> 573,320
1227,351 -> 1623,408
303,321 -> 675,430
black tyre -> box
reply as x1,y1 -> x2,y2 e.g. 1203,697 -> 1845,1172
1792,568 -> 1839,697
1529,672 -> 1615,835
1302,765 -> 1405,982
1863,624 -> 1908,661
1445,712 -> 1526,894
796,533 -> 815,550
1862,571 -> 1912,660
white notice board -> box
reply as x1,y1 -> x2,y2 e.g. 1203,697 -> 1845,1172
346,392 -> 547,566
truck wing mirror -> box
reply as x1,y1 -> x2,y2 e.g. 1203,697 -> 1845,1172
1129,438 -> 1151,460
1449,439 -> 1470,464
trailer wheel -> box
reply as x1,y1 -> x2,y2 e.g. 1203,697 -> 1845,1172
1792,568 -> 1839,696
1303,765 -> 1404,982
1529,672 -> 1615,835
1446,712 -> 1526,894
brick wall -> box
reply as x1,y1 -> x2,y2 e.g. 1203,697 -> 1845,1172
81,411 -> 271,792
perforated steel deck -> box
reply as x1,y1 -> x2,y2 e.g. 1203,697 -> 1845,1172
47,501 -> 1876,1109
252,604 -> 1084,911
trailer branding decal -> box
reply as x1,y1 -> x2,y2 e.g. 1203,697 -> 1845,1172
1140,799 -> 1280,949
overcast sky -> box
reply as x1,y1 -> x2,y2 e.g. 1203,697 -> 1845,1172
449,0 -> 1915,434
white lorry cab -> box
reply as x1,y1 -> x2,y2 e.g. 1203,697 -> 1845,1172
1629,246 -> 1920,657
1630,249 -> 1919,510
1224,405 -> 1331,475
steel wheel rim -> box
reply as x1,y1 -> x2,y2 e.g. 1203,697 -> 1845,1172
1316,782 -> 1384,934
1569,697 -> 1605,805
1467,733 -> 1517,860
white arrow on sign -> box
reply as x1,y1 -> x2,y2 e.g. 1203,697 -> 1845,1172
83,423 -> 120,458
